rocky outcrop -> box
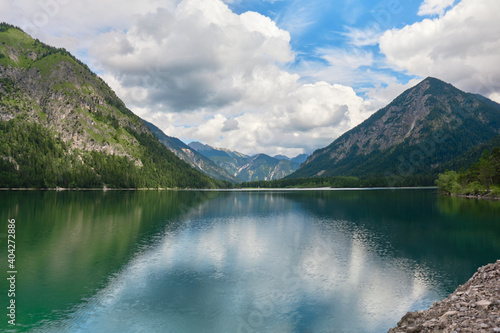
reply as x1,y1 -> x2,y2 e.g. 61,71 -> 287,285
389,260 -> 500,333
0,27 -> 155,162
188,142 -> 306,182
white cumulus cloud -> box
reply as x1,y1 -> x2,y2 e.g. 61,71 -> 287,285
418,0 -> 455,16
0,0 -> 176,49
380,0 -> 500,102
91,0 -> 296,112
86,0 -> 369,156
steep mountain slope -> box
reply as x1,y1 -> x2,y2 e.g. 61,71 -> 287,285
290,77 -> 500,179
441,134 -> 500,172
291,154 -> 309,165
274,153 -> 308,165
0,23 -> 225,188
144,120 -> 239,183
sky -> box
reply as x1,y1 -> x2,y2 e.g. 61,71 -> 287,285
1,0 -> 500,157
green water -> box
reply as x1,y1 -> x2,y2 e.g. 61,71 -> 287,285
0,189 -> 499,332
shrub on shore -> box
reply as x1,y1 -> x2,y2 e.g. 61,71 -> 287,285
437,148 -> 500,197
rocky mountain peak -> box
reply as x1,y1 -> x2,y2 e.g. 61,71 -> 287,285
292,77 -> 500,179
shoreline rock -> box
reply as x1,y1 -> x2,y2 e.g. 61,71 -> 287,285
389,260 -> 500,333
450,193 -> 500,201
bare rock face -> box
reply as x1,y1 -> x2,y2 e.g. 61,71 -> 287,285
388,260 -> 500,333
0,28 -> 151,164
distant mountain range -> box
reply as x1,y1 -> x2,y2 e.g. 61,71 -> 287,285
275,154 -> 309,165
187,142 -> 307,182
289,77 -> 500,182
188,141 -> 250,178
144,121 -> 240,183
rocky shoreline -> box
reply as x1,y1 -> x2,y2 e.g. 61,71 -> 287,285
389,260 -> 500,333
451,194 -> 500,201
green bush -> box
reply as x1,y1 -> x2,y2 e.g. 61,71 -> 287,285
436,170 -> 459,195
464,181 -> 484,195
437,147 -> 500,197
451,182 -> 463,195
490,185 -> 500,196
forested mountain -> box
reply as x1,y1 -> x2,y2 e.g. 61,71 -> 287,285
441,134 -> 500,172
0,23 -> 228,189
144,120 -> 240,183
289,77 -> 500,181
188,142 -> 305,182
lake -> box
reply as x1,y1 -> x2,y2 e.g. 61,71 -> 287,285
1,189 -> 499,332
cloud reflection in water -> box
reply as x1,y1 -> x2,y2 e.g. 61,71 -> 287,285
34,192 -> 443,333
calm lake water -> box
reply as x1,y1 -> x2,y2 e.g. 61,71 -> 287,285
1,189 -> 499,333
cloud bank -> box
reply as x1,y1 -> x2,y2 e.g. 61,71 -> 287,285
381,0 -> 500,102
90,0 -> 369,156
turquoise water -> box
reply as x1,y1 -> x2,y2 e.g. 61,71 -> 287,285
1,189 -> 499,332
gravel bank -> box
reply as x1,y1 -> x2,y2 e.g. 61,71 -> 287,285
389,260 -> 500,333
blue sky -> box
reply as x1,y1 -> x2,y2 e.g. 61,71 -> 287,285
228,0 -> 421,57
2,0 -> 499,156
227,0 -> 422,76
